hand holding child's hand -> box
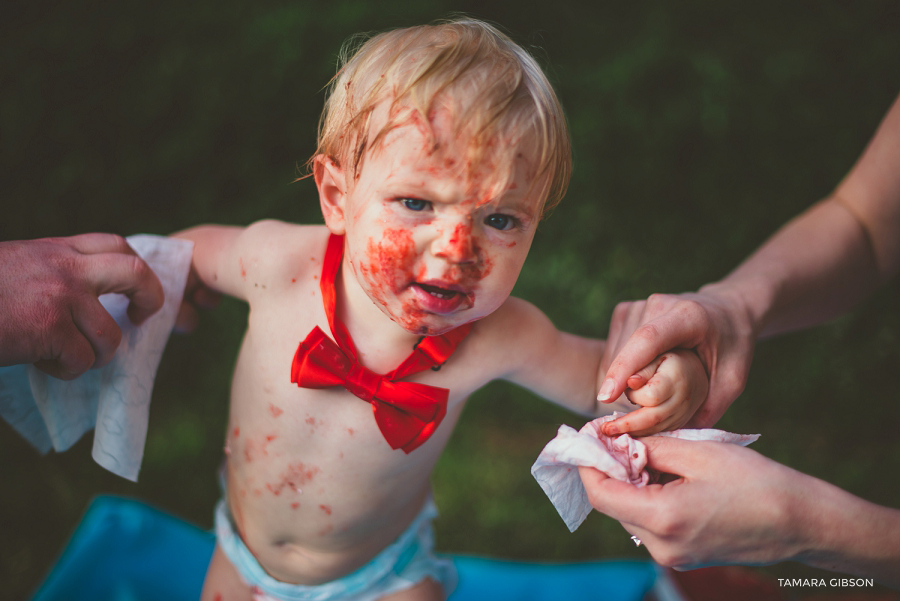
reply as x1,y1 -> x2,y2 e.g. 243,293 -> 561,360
601,350 -> 708,436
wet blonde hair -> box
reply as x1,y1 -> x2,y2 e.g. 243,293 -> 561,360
311,17 -> 571,215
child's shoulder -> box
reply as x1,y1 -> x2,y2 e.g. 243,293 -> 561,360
466,295 -> 556,370
240,219 -> 328,251
478,295 -> 547,332
482,296 -> 544,329
235,220 -> 330,292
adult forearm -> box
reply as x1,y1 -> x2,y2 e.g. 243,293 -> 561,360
701,196 -> 882,340
598,94 -> 900,421
704,94 -> 900,340
792,474 -> 900,588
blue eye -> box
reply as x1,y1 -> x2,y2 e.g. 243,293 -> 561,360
485,213 -> 515,231
401,198 -> 430,212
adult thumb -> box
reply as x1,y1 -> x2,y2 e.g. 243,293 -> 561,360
600,323 -> 686,402
640,435 -> 705,477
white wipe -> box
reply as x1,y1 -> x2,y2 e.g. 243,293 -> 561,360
531,413 -> 759,532
0,235 -> 193,481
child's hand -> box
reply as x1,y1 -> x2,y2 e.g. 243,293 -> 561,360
174,266 -> 222,334
601,349 -> 708,437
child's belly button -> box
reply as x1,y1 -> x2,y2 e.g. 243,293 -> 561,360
254,524 -> 395,585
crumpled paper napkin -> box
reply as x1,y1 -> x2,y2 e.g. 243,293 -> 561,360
0,235 -> 193,481
531,413 -> 760,532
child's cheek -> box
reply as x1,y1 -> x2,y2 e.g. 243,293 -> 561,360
358,228 -> 421,308
481,242 -> 528,297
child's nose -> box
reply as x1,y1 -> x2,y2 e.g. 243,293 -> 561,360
432,222 -> 477,264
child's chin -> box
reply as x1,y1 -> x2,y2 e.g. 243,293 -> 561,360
394,315 -> 466,337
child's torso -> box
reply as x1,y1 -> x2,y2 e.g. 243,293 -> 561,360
224,225 -> 497,585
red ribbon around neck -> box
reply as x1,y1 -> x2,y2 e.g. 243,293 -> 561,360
291,234 -> 471,453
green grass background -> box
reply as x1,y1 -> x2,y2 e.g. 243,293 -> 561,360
2,1 -> 900,598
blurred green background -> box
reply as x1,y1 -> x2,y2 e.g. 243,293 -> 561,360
2,0 -> 900,598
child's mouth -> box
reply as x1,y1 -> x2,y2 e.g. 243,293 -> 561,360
411,281 -> 471,314
418,283 -> 456,299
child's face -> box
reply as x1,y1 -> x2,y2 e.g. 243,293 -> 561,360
319,106 -> 542,336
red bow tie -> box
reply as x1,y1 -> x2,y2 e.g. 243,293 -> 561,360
291,234 -> 471,453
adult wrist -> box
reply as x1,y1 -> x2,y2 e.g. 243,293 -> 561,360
777,469 -> 835,565
790,474 -> 900,584
696,279 -> 768,342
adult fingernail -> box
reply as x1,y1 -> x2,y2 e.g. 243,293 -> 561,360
597,379 -> 615,402
605,424 -> 619,436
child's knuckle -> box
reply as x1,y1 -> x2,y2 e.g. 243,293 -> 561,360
636,390 -> 662,407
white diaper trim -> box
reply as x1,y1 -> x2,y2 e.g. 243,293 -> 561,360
215,498 -> 456,601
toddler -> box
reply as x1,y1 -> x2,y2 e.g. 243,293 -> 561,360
178,18 -> 709,601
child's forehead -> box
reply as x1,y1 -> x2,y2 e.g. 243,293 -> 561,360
365,100 -> 542,204
314,21 -> 571,215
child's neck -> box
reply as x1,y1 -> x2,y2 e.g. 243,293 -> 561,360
336,256 -> 422,373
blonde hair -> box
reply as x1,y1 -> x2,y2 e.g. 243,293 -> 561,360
311,17 -> 571,215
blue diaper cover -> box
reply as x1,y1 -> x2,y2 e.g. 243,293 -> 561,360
214,498 -> 457,601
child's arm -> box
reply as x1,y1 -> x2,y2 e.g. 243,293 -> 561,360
172,224 -> 248,300
495,297 -> 632,416
495,298 -> 707,434
172,220 -> 324,304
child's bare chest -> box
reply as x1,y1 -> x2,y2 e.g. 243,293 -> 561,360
228,284 -> 402,469
222,282 -> 486,547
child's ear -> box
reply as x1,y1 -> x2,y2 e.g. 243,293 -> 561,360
314,155 -> 347,235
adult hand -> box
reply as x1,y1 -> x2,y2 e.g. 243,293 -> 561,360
598,287 -> 757,428
578,436 -> 806,569
0,234 -> 165,379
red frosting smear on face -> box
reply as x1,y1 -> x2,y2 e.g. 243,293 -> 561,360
362,228 -> 417,297
358,222 -> 500,333
268,403 -> 283,418
399,298 -> 431,334
360,229 -> 425,330
446,223 -> 471,258
442,222 -> 492,282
